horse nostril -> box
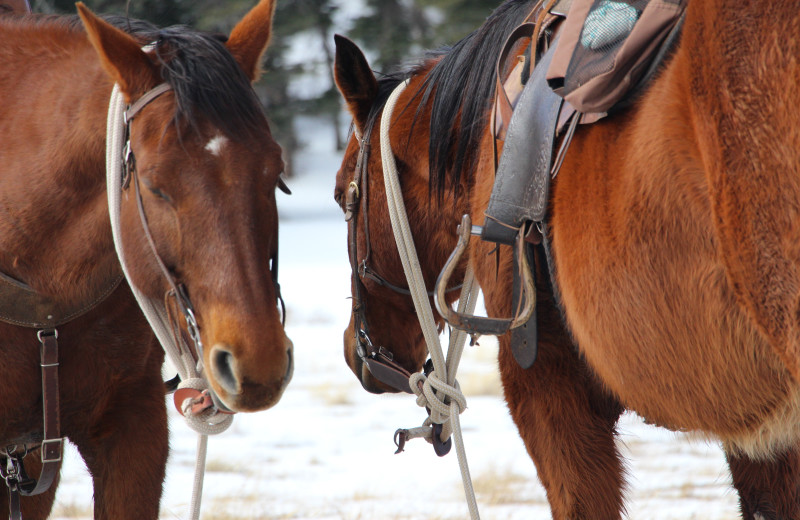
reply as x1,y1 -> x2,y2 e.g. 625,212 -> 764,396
284,347 -> 294,382
211,346 -> 240,395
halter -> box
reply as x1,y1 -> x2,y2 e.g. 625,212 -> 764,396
109,79 -> 287,520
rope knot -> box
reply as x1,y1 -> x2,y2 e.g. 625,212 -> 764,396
175,377 -> 233,435
410,371 -> 467,420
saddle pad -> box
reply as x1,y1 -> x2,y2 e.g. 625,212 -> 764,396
547,0 -> 686,114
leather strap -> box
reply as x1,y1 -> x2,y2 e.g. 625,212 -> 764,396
510,243 -> 538,369
21,330 -> 63,497
2,330 -> 64,517
124,83 -> 171,122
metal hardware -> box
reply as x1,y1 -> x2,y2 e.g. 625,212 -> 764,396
36,328 -> 57,342
435,214 -> 536,335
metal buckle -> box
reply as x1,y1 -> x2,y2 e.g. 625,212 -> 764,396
40,438 -> 63,464
36,329 -> 58,342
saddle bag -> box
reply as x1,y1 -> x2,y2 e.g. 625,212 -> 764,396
546,0 -> 686,114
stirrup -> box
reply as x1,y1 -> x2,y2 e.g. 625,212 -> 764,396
435,214 -> 535,335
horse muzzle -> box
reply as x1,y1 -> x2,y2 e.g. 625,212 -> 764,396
207,335 -> 294,412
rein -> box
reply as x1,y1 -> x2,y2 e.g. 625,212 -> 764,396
347,79 -> 483,520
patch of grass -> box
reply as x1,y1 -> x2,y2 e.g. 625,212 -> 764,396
309,382 -> 354,406
471,465 -> 539,506
204,458 -> 241,473
459,371 -> 503,397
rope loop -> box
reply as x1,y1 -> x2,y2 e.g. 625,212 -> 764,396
177,378 -> 234,435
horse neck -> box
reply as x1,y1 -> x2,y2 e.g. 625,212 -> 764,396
0,22 -> 120,300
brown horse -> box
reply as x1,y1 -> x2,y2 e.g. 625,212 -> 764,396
0,1 -> 292,517
333,0 -> 800,518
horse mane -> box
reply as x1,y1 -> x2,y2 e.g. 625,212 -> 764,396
34,14 -> 266,140
363,0 -> 536,200
422,0 -> 536,198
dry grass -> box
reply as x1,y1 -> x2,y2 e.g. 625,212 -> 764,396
204,458 -> 242,473
459,371 -> 503,397
471,464 -> 540,506
308,381 -> 354,406
457,336 -> 503,397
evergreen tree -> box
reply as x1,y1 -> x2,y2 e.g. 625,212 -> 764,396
38,0 -> 189,25
418,0 -> 501,45
348,0 -> 432,71
30,0 -> 508,173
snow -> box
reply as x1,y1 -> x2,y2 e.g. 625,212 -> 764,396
49,117 -> 741,519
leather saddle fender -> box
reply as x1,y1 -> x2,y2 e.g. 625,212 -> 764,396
480,40 -> 564,370
482,40 -> 563,246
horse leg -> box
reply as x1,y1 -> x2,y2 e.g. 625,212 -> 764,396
73,373 -> 168,520
0,454 -> 60,520
497,300 -> 626,519
726,445 -> 800,520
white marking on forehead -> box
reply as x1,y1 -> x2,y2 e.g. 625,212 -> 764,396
204,134 -> 228,156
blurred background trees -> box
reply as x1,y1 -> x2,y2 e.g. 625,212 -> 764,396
34,0 -> 501,174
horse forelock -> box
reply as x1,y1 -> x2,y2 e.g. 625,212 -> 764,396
148,26 -> 268,141
29,14 -> 267,142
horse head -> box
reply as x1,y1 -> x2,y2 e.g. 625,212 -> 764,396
333,36 -> 470,394
77,0 -> 292,412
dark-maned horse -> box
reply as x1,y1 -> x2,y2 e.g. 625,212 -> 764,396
0,1 -> 292,517
333,0 -> 800,517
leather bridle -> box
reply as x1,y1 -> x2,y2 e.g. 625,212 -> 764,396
344,114 -> 461,394
345,119 -> 414,394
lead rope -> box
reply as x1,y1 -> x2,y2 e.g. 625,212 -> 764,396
380,79 -> 482,520
106,84 -> 232,520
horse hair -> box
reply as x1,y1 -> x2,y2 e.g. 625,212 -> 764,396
363,0 -> 536,201
47,14 -> 266,141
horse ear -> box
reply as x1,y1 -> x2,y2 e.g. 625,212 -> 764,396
334,34 -> 378,134
226,0 -> 277,82
76,3 -> 160,102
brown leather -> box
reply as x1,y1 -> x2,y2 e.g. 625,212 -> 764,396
0,271 -> 123,328
20,330 -> 63,497
3,330 -> 63,515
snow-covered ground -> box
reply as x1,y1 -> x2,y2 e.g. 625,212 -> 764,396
49,117 -> 741,519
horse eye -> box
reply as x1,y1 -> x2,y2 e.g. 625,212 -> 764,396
148,186 -> 172,203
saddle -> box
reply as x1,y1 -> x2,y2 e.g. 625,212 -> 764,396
480,0 -> 686,368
